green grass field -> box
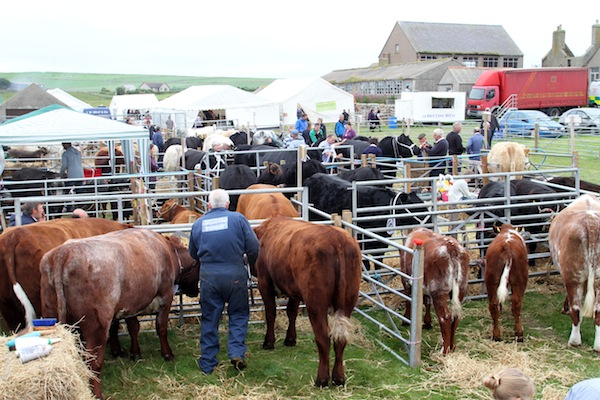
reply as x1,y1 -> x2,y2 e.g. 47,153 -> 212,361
101,290 -> 599,399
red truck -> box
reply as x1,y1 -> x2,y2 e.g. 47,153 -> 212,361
467,67 -> 589,118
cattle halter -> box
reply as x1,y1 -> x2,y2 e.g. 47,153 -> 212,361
157,201 -> 177,219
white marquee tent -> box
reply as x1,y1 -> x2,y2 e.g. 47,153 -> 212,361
46,88 -> 92,112
109,94 -> 159,121
256,77 -> 355,126
0,105 -> 150,173
153,85 -> 280,130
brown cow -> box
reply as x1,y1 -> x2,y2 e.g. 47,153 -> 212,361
484,224 -> 529,342
94,146 -> 125,175
549,194 -> 600,351
157,199 -> 202,224
39,228 -> 200,400
400,227 -> 469,354
0,218 -> 131,332
253,217 -> 362,387
236,184 -> 299,220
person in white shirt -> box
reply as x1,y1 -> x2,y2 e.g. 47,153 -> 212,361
318,134 -> 342,163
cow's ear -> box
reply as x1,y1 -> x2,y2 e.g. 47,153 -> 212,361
493,225 -> 500,234
516,226 -> 523,233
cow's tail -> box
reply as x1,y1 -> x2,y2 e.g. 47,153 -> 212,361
449,257 -> 463,319
13,283 -> 36,329
497,259 -> 512,304
52,254 -> 69,323
330,241 -> 358,344
582,265 -> 595,318
4,235 -> 37,328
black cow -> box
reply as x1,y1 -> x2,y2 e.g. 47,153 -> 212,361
336,139 -> 371,159
229,131 -> 249,147
276,160 -> 327,188
474,179 -> 562,265
378,134 -> 419,159
234,144 -> 322,168
163,137 -> 203,152
7,147 -> 49,159
305,173 -> 427,268
338,167 -> 385,182
219,164 -> 258,211
547,176 -> 600,194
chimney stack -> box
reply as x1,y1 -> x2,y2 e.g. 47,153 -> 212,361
552,25 -> 565,56
593,20 -> 600,46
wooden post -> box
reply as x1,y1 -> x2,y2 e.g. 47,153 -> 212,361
342,210 -> 353,235
405,163 -> 413,193
369,154 -> 376,167
213,176 -> 220,189
361,154 -> 367,167
187,171 -> 195,209
534,123 -> 539,149
481,155 -> 489,186
332,213 -> 341,227
452,155 -> 458,176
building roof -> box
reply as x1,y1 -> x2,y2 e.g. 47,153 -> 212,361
391,21 -> 523,56
438,66 -> 489,85
1,83 -> 67,109
140,82 -> 169,89
322,59 -> 463,83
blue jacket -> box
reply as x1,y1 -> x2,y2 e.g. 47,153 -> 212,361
466,133 -> 486,160
8,213 -> 38,227
335,121 -> 345,137
295,118 -> 308,133
188,207 -> 259,274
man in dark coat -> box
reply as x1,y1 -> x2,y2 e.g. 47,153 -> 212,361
446,122 -> 465,172
424,128 -> 449,178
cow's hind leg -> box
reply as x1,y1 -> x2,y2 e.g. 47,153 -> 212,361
125,317 -> 141,360
331,309 -> 353,386
487,295 -> 502,341
511,290 -> 525,342
108,320 -> 125,358
258,278 -> 277,350
156,298 -> 174,361
430,292 -> 452,354
284,298 -> 300,347
306,305 -> 331,387
82,320 -> 110,400
567,290 -> 582,347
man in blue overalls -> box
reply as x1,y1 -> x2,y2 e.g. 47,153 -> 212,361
188,189 -> 259,374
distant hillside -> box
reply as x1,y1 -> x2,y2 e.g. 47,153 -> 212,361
0,72 -> 275,93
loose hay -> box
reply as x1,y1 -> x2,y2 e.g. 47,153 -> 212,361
0,324 -> 95,400
420,330 -> 583,400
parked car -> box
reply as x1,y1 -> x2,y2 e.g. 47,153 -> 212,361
558,107 -> 600,134
498,110 -> 565,138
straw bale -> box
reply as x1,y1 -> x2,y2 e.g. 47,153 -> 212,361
0,324 -> 94,400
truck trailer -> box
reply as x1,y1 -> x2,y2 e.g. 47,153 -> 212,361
467,67 -> 589,118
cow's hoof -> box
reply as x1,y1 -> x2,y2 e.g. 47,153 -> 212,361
423,323 -> 432,330
263,342 -> 274,350
516,336 -> 524,343
163,353 -> 175,362
314,378 -> 329,388
332,377 -> 345,386
129,353 -> 142,361
111,350 -> 126,359
492,336 -> 502,342
283,338 -> 296,347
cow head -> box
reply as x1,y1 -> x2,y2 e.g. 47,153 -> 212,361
168,236 -> 200,297
157,199 -> 178,221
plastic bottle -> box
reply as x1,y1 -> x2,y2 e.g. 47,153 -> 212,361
5,331 -> 41,348
16,344 -> 53,363
14,336 -> 61,352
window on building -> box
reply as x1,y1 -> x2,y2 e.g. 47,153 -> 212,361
503,58 -> 518,68
591,67 -> 599,81
483,57 -> 499,68
369,81 -> 376,95
419,55 -> 437,61
462,57 -> 478,67
376,80 -> 385,95
395,44 -> 400,53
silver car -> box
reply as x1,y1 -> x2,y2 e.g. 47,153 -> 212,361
558,108 -> 600,134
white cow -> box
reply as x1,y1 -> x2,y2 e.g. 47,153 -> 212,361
486,142 -> 530,180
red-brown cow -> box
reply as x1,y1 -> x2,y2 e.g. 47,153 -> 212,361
253,217 -> 362,387
39,228 -> 200,400
400,227 -> 469,354
549,194 -> 600,351
156,199 -> 203,224
484,224 -> 529,342
0,218 -> 131,333
236,184 -> 299,220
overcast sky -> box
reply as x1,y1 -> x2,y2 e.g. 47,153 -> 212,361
2,0 -> 598,79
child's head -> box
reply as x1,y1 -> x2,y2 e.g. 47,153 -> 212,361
483,368 -> 535,400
